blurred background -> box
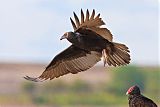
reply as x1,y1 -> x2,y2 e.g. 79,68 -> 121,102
0,0 -> 159,107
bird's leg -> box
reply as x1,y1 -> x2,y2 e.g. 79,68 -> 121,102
102,49 -> 107,67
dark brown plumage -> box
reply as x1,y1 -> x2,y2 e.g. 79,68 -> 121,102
24,9 -> 130,82
126,86 -> 158,107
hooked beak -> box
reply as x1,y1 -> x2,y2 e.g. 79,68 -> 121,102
60,35 -> 66,40
126,91 -> 129,95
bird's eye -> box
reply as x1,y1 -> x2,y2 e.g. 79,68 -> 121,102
64,32 -> 67,37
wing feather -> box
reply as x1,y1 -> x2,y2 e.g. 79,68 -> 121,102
90,9 -> 95,20
24,45 -> 101,82
85,9 -> 89,22
81,9 -> 84,24
70,9 -> 113,41
70,17 -> 77,30
73,12 -> 80,27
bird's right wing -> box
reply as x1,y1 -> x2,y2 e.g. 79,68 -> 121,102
24,45 -> 101,82
141,96 -> 158,107
70,9 -> 113,42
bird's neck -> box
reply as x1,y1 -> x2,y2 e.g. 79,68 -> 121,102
67,32 -> 80,44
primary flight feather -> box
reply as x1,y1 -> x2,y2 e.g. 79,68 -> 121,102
24,9 -> 131,82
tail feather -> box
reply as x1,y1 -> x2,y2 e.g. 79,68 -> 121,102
112,54 -> 123,65
113,42 -> 130,52
115,47 -> 130,63
113,54 -> 126,64
102,42 -> 130,66
108,55 -> 117,66
110,54 -> 121,66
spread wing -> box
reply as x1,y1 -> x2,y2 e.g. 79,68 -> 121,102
24,45 -> 101,82
70,9 -> 113,41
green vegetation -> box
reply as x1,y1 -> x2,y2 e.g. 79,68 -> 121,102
0,65 -> 159,106
20,65 -> 159,106
106,66 -> 146,96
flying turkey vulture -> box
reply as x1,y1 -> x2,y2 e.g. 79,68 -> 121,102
24,9 -> 130,82
126,85 -> 158,107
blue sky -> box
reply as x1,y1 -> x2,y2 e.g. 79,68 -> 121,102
0,0 -> 159,65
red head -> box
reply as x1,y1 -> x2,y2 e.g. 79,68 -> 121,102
126,85 -> 140,95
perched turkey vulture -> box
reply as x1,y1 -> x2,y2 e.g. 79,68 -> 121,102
126,85 -> 158,107
24,9 -> 130,82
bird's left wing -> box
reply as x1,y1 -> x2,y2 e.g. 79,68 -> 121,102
70,9 -> 113,41
24,45 -> 101,82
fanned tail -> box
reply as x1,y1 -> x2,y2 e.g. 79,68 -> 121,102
102,42 -> 130,66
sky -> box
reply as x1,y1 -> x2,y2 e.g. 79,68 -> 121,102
0,0 -> 159,66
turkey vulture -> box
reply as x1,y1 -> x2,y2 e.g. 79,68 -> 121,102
126,85 -> 158,107
24,9 -> 130,82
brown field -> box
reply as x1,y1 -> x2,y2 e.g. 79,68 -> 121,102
0,63 -> 159,107
0,63 -> 114,107
0,63 -> 111,94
